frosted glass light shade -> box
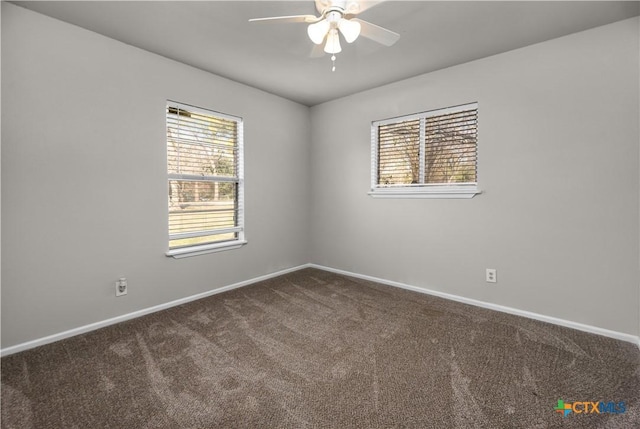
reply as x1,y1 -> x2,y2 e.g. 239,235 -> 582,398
307,20 -> 330,45
324,28 -> 342,54
338,18 -> 361,43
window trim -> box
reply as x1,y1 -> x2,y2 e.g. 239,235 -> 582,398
369,102 -> 481,199
165,239 -> 247,258
165,101 -> 246,258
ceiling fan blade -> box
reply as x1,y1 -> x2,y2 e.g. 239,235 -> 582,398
353,18 -> 400,46
249,15 -> 320,24
344,0 -> 387,17
309,42 -> 326,58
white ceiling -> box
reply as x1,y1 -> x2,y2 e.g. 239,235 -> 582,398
12,1 -> 640,106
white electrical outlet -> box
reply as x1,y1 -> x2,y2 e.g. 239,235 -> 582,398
116,278 -> 128,296
486,269 -> 497,283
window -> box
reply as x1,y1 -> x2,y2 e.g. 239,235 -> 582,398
370,102 -> 480,198
165,101 -> 245,258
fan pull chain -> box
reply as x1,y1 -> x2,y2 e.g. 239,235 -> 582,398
331,55 -> 336,72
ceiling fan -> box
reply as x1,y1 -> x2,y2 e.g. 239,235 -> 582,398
249,0 -> 400,71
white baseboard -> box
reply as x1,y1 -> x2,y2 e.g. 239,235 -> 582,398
0,264 -> 313,357
2,262 -> 638,356
308,264 -> 640,348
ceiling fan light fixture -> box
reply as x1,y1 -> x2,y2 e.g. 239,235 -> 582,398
307,19 -> 330,45
324,28 -> 342,54
249,0 -> 401,72
338,18 -> 361,43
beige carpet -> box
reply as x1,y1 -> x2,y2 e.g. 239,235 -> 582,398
1,268 -> 639,428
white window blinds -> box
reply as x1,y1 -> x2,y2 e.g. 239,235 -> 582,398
371,102 -> 479,198
166,102 -> 244,253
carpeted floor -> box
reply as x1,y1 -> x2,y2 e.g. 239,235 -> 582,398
1,268 -> 639,428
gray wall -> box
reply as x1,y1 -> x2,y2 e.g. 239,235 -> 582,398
2,3 -> 639,349
309,17 -> 640,336
1,3 -> 311,348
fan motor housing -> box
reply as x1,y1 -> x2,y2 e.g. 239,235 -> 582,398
316,0 -> 360,15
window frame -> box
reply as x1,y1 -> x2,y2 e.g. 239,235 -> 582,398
369,102 -> 481,199
165,101 -> 246,258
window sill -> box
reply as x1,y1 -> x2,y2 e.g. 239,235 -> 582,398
368,187 -> 481,199
166,240 -> 247,259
